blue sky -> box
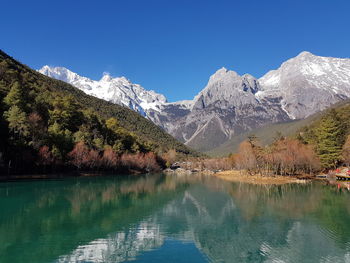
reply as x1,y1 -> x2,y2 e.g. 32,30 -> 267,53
1,0 -> 350,101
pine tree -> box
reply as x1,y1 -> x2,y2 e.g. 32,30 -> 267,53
342,135 -> 350,166
3,81 -> 26,110
49,95 -> 82,130
0,82 -> 8,153
48,122 -> 73,159
315,109 -> 344,168
3,105 -> 29,137
2,81 -> 30,139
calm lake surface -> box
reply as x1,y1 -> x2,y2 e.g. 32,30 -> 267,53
1,174 -> 350,263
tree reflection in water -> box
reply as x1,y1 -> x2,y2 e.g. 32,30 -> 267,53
0,174 -> 350,263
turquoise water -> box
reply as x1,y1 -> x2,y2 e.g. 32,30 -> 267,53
1,174 -> 350,263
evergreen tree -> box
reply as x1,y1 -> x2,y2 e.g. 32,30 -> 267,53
105,117 -> 119,132
49,95 -> 82,131
0,82 -> 9,154
315,109 -> 344,168
2,81 -> 30,140
342,135 -> 350,166
48,122 -> 73,159
3,81 -> 26,110
3,105 -> 29,137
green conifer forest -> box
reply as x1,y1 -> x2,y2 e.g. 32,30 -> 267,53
0,50 -> 199,175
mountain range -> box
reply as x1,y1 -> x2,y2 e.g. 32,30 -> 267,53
39,51 -> 350,153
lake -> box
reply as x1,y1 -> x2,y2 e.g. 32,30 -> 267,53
1,174 -> 350,263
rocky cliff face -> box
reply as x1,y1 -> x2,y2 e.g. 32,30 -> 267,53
39,51 -> 350,152
162,68 -> 289,151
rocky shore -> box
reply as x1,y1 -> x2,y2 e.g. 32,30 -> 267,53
163,167 -> 215,176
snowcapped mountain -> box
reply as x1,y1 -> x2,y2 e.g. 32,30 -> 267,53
39,51 -> 350,152
258,51 -> 350,119
39,66 -> 167,117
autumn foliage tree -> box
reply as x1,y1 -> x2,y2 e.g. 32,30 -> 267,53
101,147 -> 119,168
162,149 -> 177,167
37,145 -> 54,166
68,142 -> 90,169
67,142 -> 162,172
120,152 -> 161,172
265,138 -> 320,175
235,135 -> 263,174
234,137 -> 320,175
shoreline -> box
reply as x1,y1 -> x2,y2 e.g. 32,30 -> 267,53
0,171 -> 141,182
164,168 -> 315,185
215,170 -> 311,185
2,169 -> 347,187
0,172 -> 80,182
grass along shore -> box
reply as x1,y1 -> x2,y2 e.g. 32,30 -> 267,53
215,170 -> 310,185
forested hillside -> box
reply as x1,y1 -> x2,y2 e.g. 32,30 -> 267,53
0,50 -> 198,175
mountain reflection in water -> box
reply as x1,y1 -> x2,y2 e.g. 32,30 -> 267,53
1,174 -> 350,263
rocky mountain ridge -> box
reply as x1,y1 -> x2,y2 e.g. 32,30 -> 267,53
39,51 -> 350,151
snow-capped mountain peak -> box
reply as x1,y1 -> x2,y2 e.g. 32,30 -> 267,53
38,65 -> 167,117
259,52 -> 350,119
39,65 -> 82,83
296,50 -> 314,57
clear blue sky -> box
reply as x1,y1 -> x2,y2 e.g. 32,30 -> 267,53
1,0 -> 350,102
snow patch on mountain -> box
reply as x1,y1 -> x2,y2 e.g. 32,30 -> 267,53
258,51 -> 350,119
38,66 -> 167,117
